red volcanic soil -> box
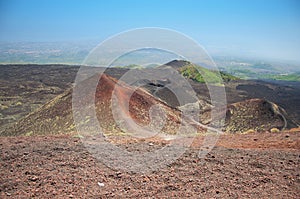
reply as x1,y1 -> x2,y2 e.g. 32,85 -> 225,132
1,130 -> 299,198
94,74 -> 181,131
3,73 -> 181,136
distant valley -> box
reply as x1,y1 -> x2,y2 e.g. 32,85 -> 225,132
1,42 -> 299,82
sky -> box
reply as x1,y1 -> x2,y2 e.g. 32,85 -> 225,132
0,0 -> 300,62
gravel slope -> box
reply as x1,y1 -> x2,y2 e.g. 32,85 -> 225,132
1,130 -> 299,198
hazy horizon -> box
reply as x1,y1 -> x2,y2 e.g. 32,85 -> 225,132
1,0 -> 300,63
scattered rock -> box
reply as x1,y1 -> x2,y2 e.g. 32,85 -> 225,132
28,176 -> 39,182
0,130 -> 299,198
98,182 -> 105,187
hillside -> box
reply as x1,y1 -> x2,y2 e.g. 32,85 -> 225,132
165,60 -> 239,83
200,98 -> 297,133
2,72 -> 297,136
0,64 -> 78,130
1,73 -> 183,136
1,62 -> 299,136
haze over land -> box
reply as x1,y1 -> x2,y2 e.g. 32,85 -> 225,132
1,0 -> 300,81
1,0 -> 300,63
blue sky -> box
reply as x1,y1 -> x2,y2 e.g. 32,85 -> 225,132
0,0 -> 300,62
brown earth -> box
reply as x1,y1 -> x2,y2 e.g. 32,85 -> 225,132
0,64 -> 78,129
1,73 -> 185,136
1,64 -> 300,135
200,98 -> 297,133
2,70 -> 296,136
1,129 -> 299,198
0,64 -> 128,132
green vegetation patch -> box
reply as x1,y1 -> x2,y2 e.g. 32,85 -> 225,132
178,63 -> 239,84
263,73 -> 300,81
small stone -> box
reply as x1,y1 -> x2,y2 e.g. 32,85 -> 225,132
29,176 -> 39,182
98,182 -> 105,187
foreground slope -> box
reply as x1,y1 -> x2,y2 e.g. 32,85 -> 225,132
0,129 -> 299,198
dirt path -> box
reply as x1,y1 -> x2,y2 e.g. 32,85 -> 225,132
1,131 -> 299,198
